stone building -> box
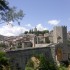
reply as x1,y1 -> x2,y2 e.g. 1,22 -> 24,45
6,26 -> 70,70
53,26 -> 67,44
6,44 -> 57,70
49,30 -> 53,43
67,31 -> 70,41
52,26 -> 68,62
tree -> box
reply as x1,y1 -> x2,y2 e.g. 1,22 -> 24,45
37,54 -> 56,70
0,0 -> 9,11
0,51 -> 9,70
25,54 -> 56,70
0,43 -> 8,48
0,0 -> 24,25
24,31 -> 28,34
42,30 -> 49,34
0,7 -> 24,25
29,29 -> 32,33
25,59 -> 34,70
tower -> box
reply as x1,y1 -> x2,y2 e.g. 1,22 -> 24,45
53,26 -> 67,44
34,27 -> 37,32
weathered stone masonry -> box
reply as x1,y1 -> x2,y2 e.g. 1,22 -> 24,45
6,46 -> 56,70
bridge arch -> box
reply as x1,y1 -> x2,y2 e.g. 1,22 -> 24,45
6,47 -> 56,70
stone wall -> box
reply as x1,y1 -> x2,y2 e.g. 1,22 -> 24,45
53,26 -> 67,44
6,43 -> 69,70
6,46 -> 56,70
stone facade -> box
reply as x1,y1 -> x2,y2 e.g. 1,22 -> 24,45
6,43 -> 69,70
6,45 -> 56,70
53,26 -> 67,44
6,26 -> 70,70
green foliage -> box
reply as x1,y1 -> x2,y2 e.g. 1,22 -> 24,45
0,51 -> 9,70
0,7 -> 24,24
57,65 -> 67,70
0,52 -> 6,58
25,67 -> 34,70
57,61 -> 69,70
34,30 -> 49,36
26,59 -> 34,68
24,29 -> 49,36
0,0 -> 24,25
0,43 -> 7,48
0,0 -> 9,11
24,31 -> 29,34
42,30 -> 49,34
38,54 -> 56,70
25,54 -> 56,70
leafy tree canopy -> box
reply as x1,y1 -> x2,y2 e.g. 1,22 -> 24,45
24,29 -> 49,35
0,0 -> 24,25
0,0 -> 9,11
26,54 -> 56,70
0,51 -> 9,70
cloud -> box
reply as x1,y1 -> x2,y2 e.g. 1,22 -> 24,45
48,20 -> 60,25
25,24 -> 32,27
36,24 -> 48,31
0,23 -> 48,36
0,25 -> 28,36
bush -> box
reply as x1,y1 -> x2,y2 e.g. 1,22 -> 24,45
25,54 -> 56,70
0,51 -> 9,70
26,59 -> 34,68
58,65 -> 67,70
25,67 -> 34,70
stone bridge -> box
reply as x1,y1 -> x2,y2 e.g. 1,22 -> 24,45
6,43 -> 65,70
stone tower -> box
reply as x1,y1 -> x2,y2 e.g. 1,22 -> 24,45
53,26 -> 67,44
34,27 -> 37,32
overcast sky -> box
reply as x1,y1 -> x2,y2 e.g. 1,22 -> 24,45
0,0 -> 70,36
